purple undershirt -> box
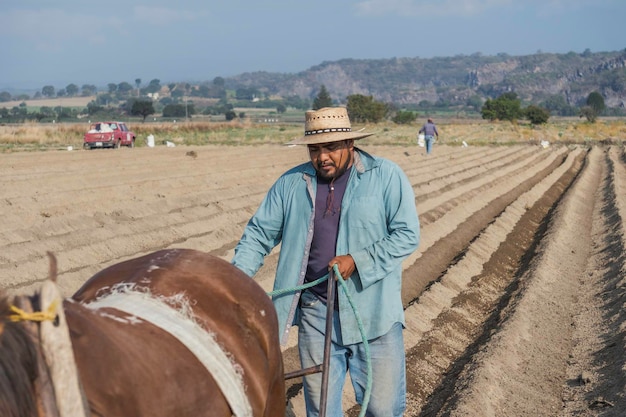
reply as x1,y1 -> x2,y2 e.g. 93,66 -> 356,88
305,166 -> 352,302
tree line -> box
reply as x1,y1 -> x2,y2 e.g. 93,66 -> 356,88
480,91 -> 606,124
0,76 -> 611,125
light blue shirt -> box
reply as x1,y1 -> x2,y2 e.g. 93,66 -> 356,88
232,148 -> 420,346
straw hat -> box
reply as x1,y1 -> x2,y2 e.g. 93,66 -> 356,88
287,107 -> 373,145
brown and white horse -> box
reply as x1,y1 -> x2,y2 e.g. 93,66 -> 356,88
0,249 -> 285,417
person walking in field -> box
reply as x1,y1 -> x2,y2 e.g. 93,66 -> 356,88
419,117 -> 439,155
231,107 -> 420,417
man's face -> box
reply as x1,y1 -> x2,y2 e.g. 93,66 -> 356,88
308,140 -> 354,180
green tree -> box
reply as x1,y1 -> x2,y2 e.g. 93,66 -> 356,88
312,85 -> 333,110
117,82 -> 134,96
524,105 -> 550,125
36,106 -> 56,121
586,91 -> 605,115
276,103 -> 286,113
54,106 -> 75,120
65,83 -> 79,96
578,91 -> 606,123
224,109 -> 237,121
346,94 -> 388,123
10,106 -> 27,121
42,85 -> 55,97
480,100 -> 497,120
391,110 -> 417,124
81,84 -> 97,96
131,100 -> 155,122
144,79 -> 161,94
480,92 -> 523,121
0,91 -> 11,102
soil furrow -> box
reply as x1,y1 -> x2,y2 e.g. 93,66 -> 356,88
413,146 -> 538,202
402,148 -> 572,303
3,143 -> 622,417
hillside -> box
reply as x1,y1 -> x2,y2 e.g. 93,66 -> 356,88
2,49 -> 625,116
227,49 -> 626,109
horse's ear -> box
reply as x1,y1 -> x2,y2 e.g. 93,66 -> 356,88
47,252 -> 58,283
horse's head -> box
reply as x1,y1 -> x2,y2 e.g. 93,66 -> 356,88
0,292 -> 55,417
0,252 -> 86,417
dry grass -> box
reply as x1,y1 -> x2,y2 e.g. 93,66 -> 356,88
0,96 -> 94,109
360,117 -> 626,147
0,117 -> 624,152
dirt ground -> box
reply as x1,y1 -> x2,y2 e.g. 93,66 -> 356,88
1,142 -> 625,416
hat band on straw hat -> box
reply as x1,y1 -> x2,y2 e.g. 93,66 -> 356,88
305,127 -> 352,136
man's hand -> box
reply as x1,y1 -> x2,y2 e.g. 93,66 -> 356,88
328,255 -> 355,280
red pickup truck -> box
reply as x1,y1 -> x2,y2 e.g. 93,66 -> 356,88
83,121 -> 136,149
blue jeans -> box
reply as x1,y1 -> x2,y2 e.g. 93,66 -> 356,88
425,135 -> 435,154
298,290 -> 406,417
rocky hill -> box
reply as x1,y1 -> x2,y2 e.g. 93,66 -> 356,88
226,49 -> 626,109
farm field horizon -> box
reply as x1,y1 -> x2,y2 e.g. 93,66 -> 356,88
1,117 -> 625,153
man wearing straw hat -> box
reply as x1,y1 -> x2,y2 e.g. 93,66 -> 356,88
232,107 -> 420,417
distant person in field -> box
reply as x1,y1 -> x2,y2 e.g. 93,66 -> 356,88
419,117 -> 439,155
232,106 -> 420,417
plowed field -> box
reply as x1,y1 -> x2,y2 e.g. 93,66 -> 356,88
2,143 -> 625,416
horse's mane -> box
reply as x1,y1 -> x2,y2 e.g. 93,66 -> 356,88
0,293 -> 39,417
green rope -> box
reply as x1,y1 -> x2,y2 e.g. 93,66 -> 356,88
266,275 -> 328,297
267,266 -> 372,417
333,265 -> 372,417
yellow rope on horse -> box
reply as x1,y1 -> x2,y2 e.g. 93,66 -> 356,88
9,299 -> 59,322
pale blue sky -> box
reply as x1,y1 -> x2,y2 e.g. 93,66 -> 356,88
1,0 -> 624,90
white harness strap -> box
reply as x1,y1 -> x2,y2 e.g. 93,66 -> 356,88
39,280 -> 90,417
85,291 -> 252,417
